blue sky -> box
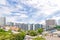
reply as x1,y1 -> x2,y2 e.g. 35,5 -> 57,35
0,0 -> 60,24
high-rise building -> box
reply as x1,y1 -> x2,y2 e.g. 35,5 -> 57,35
20,23 -> 28,30
35,24 -> 43,30
6,22 -> 14,26
15,23 -> 28,30
46,19 -> 56,30
15,23 -> 21,27
28,24 -> 43,30
29,24 -> 34,30
0,17 -> 6,26
14,23 -> 43,31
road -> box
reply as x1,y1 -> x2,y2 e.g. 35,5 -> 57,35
45,36 -> 60,40
24,35 -> 60,40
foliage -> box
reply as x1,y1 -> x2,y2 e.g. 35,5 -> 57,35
7,29 -> 12,33
28,30 -> 37,36
0,28 -> 6,32
33,36 -> 46,40
54,25 -> 60,30
37,28 -> 43,34
0,32 -> 12,40
0,29 -> 26,40
55,25 -> 60,28
26,30 -> 31,35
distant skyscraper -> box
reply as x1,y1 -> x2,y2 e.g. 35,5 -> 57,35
29,24 -> 34,30
28,24 -> 43,30
20,23 -> 28,30
6,22 -> 14,26
14,23 -> 43,31
35,24 -> 43,30
0,17 -> 6,26
46,19 -> 56,30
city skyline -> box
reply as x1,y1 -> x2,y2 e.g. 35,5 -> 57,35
0,16 -> 60,25
0,0 -> 60,24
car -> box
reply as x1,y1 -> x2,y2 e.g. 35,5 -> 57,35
57,34 -> 60,37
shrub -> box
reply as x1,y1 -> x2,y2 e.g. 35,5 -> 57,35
37,28 -> 43,34
28,30 -> 37,36
7,30 -> 12,33
26,30 -> 31,35
10,31 -> 26,40
0,30 -> 26,40
54,25 -> 60,31
0,32 -> 12,40
0,28 -> 6,32
33,36 -> 46,40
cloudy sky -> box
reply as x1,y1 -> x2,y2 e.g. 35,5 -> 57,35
0,0 -> 60,24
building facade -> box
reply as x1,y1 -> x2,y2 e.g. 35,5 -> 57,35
15,23 -> 28,31
14,23 -> 43,31
6,22 -> 14,26
35,24 -> 43,30
0,17 -> 6,26
46,19 -> 56,30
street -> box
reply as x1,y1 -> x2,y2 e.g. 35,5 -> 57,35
45,36 -> 60,40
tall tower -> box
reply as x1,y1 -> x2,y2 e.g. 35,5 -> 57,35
0,17 -> 6,26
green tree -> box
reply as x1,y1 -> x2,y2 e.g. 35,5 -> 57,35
28,30 -> 37,36
0,32 -> 12,40
0,28 -> 6,32
33,36 -> 45,40
7,29 -> 12,33
54,25 -> 60,30
0,29 -> 26,40
37,28 -> 43,34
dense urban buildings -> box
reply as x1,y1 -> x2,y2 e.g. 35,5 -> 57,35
28,24 -> 43,30
0,17 -> 59,31
6,22 -> 14,26
35,24 -> 43,30
14,23 -> 43,30
20,23 -> 28,30
29,24 -> 34,30
15,23 -> 28,30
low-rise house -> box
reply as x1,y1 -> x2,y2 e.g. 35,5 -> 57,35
10,26 -> 19,32
2,26 -> 19,32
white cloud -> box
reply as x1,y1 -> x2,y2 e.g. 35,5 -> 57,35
6,17 -> 16,22
8,0 -> 60,23
20,14 -> 28,18
51,16 -> 60,20
39,20 -> 45,25
0,6 -> 11,17
23,0 -> 60,15
0,0 -> 60,24
0,0 -> 6,5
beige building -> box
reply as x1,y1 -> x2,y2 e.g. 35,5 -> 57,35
46,19 -> 56,30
